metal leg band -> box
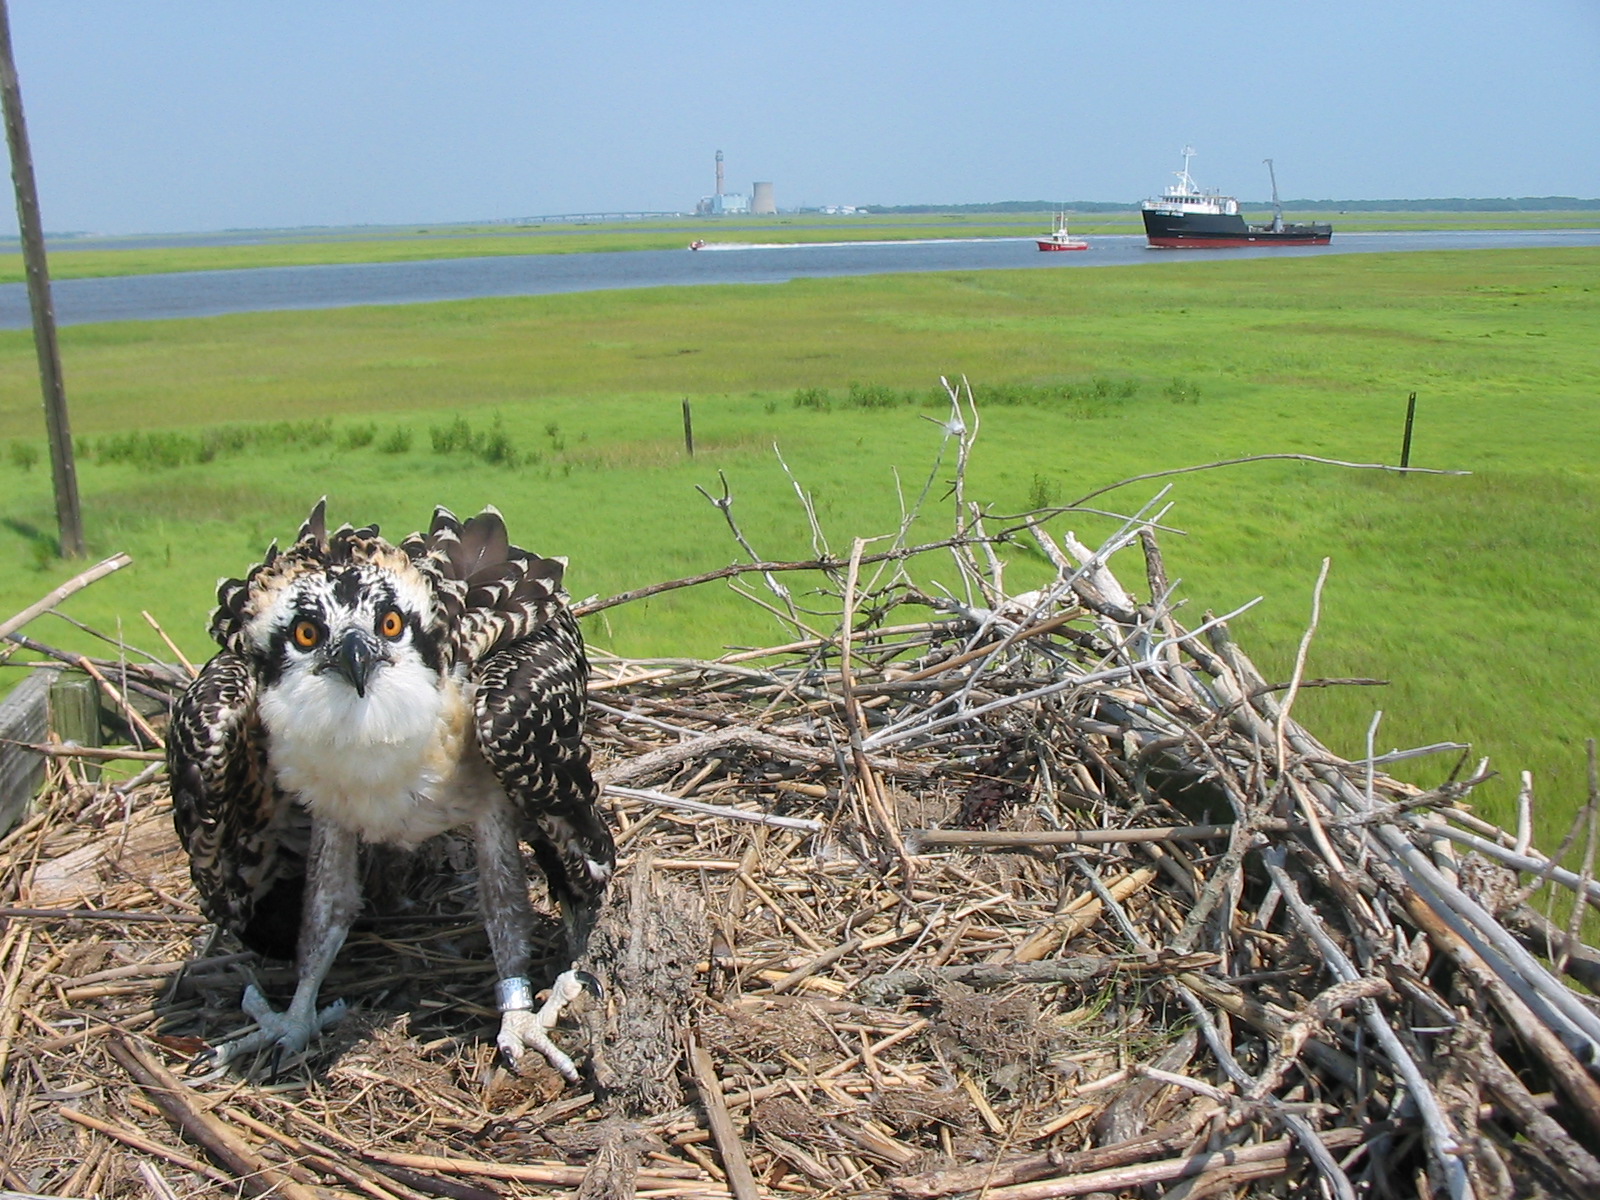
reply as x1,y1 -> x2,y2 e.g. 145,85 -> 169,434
496,976 -> 534,1012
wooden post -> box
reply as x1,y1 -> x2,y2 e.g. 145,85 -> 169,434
0,0 -> 84,557
49,673 -> 101,781
681,398 -> 695,457
1399,391 -> 1417,470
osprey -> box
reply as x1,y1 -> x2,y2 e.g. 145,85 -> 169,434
168,500 -> 614,1080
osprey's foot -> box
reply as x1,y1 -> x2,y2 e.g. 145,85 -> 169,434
193,984 -> 347,1075
496,970 -> 600,1083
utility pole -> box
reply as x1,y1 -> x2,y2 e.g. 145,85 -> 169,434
0,0 -> 83,557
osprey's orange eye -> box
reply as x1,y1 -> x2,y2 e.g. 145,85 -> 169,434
291,619 -> 323,649
378,609 -> 405,640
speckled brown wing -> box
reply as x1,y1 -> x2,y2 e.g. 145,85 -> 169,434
414,506 -> 569,670
472,608 -> 615,914
168,650 -> 309,959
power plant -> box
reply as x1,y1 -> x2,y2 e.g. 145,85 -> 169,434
695,150 -> 775,215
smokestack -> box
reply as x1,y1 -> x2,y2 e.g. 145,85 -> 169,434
715,149 -> 724,197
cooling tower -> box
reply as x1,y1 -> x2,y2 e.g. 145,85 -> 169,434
752,181 -> 776,214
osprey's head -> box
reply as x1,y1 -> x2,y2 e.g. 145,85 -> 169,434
207,499 -> 565,745
252,560 -> 442,694
209,501 -> 457,747
247,555 -> 452,747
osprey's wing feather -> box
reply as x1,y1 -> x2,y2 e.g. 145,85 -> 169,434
472,608 -> 615,910
415,507 -> 569,667
414,504 -> 613,898
169,651 -> 309,959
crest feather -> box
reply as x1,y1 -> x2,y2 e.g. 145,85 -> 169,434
297,498 -> 328,549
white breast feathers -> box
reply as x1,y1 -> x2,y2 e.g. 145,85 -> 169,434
258,662 -> 499,848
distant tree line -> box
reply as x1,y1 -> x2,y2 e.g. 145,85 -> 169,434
864,197 -> 1600,214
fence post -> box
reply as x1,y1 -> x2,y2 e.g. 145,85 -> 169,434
682,398 -> 695,457
1400,391 -> 1417,470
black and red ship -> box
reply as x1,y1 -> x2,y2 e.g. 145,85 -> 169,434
1140,149 -> 1331,248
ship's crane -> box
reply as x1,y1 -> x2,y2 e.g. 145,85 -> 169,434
1264,158 -> 1284,232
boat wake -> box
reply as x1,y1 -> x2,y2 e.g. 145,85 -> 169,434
694,237 -> 1036,251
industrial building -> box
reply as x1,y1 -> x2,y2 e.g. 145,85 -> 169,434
696,150 -> 775,215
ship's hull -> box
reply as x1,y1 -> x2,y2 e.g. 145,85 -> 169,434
1036,237 -> 1089,251
1141,209 -> 1331,248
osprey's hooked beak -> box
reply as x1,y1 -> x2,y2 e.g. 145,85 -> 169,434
331,628 -> 382,697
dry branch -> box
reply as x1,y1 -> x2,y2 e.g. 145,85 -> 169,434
0,552 -> 131,642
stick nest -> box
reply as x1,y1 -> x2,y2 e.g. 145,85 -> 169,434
4,401 -> 1599,1199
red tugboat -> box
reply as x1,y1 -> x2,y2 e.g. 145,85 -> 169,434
1036,212 -> 1090,251
1140,149 -> 1331,248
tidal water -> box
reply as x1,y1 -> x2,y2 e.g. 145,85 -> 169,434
1,228 -> 1596,329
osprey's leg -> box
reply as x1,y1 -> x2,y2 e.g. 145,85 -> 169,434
206,818 -> 358,1071
475,799 -> 588,1081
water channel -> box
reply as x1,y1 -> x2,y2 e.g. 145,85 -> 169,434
2,228 -> 1597,329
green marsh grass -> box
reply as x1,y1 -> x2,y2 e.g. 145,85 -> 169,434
1,247 -> 1597,843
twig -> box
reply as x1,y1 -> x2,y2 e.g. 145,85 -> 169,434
75,655 -> 164,748
689,1036 -> 761,1200
59,1107 -> 231,1186
1067,454 -> 1469,509
4,740 -> 165,762
974,1128 -> 1364,1199
906,824 -> 1233,850
143,609 -> 198,679
0,553 -> 132,641
605,784 -> 824,832
106,1035 -> 324,1200
0,906 -> 208,924
573,532 -> 1015,617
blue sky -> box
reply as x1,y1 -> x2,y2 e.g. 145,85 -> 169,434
5,1 -> 1599,235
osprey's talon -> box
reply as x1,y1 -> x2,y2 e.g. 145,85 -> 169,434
496,970 -> 592,1083
202,986 -> 348,1073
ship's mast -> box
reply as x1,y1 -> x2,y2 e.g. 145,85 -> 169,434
1176,145 -> 1198,196
1264,157 -> 1284,231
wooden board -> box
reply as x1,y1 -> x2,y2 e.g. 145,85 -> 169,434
0,668 -> 52,836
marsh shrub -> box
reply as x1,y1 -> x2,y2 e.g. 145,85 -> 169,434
846,382 -> 910,409
8,440 -> 39,472
971,378 -> 1138,412
791,386 -> 831,410
198,426 -> 255,462
479,418 -> 519,467
96,430 -> 196,468
89,419 -> 336,469
429,416 -> 474,455
1165,377 -> 1202,404
429,414 -> 527,467
339,422 -> 377,450
790,377 -> 1142,417
378,427 -> 413,454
